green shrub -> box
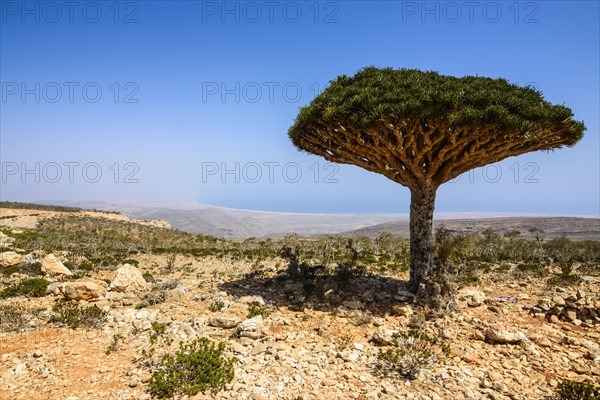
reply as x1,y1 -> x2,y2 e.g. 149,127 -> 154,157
78,261 -> 94,271
142,271 -> 155,283
378,328 -> 449,379
578,262 -> 599,276
495,263 -> 512,273
49,301 -> 107,329
247,305 -> 270,318
21,261 -> 42,275
555,380 -> 600,400
0,278 -> 50,298
0,304 -> 44,332
209,300 -> 225,312
1,264 -> 20,276
152,322 -> 169,335
149,322 -> 170,346
547,274 -> 583,286
122,258 -> 139,266
105,333 -> 124,355
455,271 -> 479,285
148,338 -> 237,398
516,262 -> 548,276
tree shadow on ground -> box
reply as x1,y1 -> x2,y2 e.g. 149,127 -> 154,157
218,268 -> 416,318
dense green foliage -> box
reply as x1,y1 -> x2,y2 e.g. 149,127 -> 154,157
0,278 -> 50,299
288,67 -> 586,295
247,304 -> 271,318
148,338 -> 237,398
555,380 -> 600,400
6,215 -> 599,281
49,301 -> 107,329
289,67 -> 585,142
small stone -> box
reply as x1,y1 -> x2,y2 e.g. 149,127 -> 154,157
251,342 -> 269,355
343,300 -> 363,310
353,343 -> 365,351
485,327 -> 527,344
232,342 -> 247,354
459,289 -> 486,307
238,295 -> 266,306
488,305 -> 503,314
473,330 -> 486,341
208,315 -> 241,329
128,378 -> 138,388
488,371 -> 502,382
391,304 -> 413,316
437,329 -> 452,341
238,315 -> 263,332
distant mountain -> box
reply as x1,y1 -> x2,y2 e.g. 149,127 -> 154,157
52,201 -> 407,238
122,207 -> 406,238
124,207 -> 271,238
27,199 -> 599,240
343,217 -> 600,241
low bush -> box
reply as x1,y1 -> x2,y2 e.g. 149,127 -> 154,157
555,379 -> 600,399
0,304 -> 44,332
105,333 -> 124,355
547,274 -> 583,286
209,300 -> 225,312
142,271 -> 155,283
247,305 -> 270,318
49,301 -> 107,329
0,278 -> 50,298
148,337 -> 236,398
377,328 -> 449,379
1,264 -> 20,276
516,262 -> 548,276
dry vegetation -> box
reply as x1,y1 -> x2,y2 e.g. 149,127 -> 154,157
0,205 -> 599,400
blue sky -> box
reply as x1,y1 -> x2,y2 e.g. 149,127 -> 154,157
1,1 -> 598,216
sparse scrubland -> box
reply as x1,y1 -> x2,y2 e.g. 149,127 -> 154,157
0,205 -> 599,399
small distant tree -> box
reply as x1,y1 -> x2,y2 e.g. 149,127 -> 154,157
288,67 -> 585,294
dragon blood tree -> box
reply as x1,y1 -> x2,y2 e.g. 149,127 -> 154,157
288,67 -> 585,294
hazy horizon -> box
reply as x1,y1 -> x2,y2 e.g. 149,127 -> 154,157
3,198 -> 598,221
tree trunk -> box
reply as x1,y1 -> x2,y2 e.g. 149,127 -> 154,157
408,187 -> 436,294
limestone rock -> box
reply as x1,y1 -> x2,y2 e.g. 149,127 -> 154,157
0,231 -> 16,249
208,315 -> 241,329
238,315 -> 263,332
61,279 -> 107,301
0,251 -> 22,267
46,282 -> 67,295
238,295 -> 266,306
485,327 -> 527,344
40,254 -> 72,276
109,264 -> 148,292
458,289 -> 486,307
391,304 -> 414,316
342,300 -> 363,310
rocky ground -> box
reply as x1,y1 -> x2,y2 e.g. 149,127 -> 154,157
0,211 -> 598,400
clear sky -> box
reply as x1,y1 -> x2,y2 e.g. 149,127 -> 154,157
1,1 -> 598,216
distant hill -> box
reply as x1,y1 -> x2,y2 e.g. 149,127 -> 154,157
343,217 -> 600,241
6,200 -> 598,240
124,207 -> 270,238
